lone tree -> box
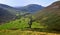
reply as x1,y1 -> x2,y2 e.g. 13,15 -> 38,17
28,15 -> 33,28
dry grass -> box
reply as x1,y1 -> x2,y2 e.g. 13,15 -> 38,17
0,30 -> 60,35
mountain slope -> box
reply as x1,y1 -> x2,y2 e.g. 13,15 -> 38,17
35,1 -> 60,30
0,4 -> 18,24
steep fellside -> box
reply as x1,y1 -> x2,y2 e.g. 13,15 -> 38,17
35,1 -> 60,30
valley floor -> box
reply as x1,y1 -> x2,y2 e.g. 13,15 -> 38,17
0,29 -> 60,35
0,17 -> 60,35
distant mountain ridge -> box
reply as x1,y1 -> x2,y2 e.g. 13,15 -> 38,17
0,4 -> 13,8
15,4 -> 44,13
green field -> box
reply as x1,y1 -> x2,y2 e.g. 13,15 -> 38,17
0,17 -> 45,30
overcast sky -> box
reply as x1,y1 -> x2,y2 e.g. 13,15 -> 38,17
0,0 -> 57,7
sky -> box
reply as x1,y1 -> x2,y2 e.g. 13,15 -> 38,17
0,0 -> 57,7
